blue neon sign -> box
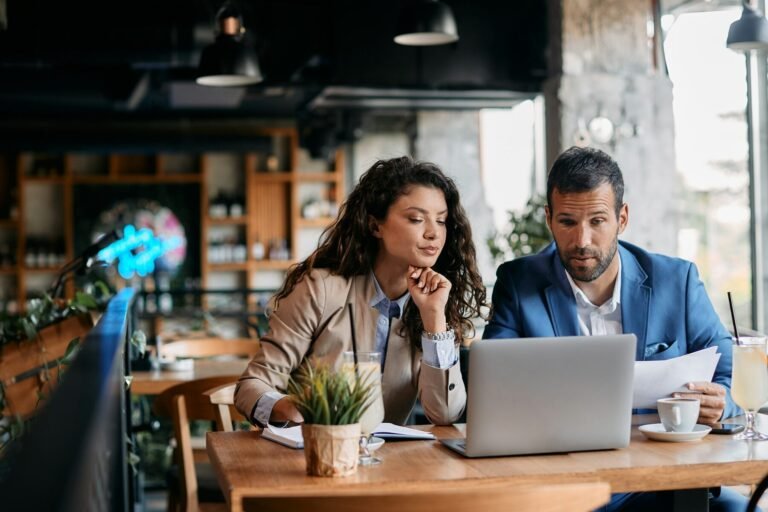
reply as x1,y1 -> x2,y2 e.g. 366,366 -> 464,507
97,224 -> 183,279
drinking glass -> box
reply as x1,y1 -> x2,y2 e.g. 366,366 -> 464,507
343,351 -> 384,465
731,337 -> 768,440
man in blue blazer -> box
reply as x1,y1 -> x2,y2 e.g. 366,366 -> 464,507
484,147 -> 745,512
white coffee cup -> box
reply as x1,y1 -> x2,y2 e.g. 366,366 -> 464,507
657,397 -> 700,433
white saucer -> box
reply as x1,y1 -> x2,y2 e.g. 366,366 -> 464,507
638,423 -> 711,442
366,436 -> 385,452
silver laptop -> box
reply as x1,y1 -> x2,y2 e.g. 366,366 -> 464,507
441,334 -> 637,457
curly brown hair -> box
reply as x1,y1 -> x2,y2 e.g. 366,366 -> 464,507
275,156 -> 487,348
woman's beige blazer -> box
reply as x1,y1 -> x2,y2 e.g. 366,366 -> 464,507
235,269 -> 466,425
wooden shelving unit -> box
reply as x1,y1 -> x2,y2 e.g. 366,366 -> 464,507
206,217 -> 248,226
296,217 -> 337,229
201,128 -> 344,299
2,127 -> 344,311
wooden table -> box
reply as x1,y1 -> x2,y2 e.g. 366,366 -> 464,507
130,359 -> 248,395
207,415 -> 768,512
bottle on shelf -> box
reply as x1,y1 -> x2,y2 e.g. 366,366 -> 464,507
208,234 -> 221,264
229,195 -> 244,217
157,272 -> 173,314
224,235 -> 234,263
209,191 -> 227,218
251,236 -> 265,261
144,276 -> 157,314
183,277 -> 196,309
25,237 -> 37,268
233,238 -> 247,262
35,239 -> 48,268
46,238 -> 58,268
268,238 -> 290,260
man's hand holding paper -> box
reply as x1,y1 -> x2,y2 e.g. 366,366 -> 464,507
633,346 -> 722,422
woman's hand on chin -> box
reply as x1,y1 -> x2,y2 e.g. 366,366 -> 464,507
407,265 -> 450,332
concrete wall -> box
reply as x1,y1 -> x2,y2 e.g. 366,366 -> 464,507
346,114 -> 497,284
415,111 -> 497,284
545,0 -> 679,254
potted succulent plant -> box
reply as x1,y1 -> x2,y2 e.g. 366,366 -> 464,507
287,361 -> 375,477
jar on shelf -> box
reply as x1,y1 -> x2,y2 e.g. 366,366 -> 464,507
209,192 -> 228,218
268,238 -> 290,260
233,242 -> 247,262
251,237 -> 265,260
25,238 -> 37,268
229,196 -> 244,217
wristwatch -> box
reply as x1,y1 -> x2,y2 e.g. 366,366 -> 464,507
422,329 -> 454,341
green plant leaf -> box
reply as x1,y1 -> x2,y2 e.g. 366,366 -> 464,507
21,319 -> 37,341
62,337 -> 81,365
487,194 -> 552,264
73,291 -> 99,310
287,360 -> 376,425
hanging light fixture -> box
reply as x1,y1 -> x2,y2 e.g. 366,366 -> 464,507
196,2 -> 263,86
394,0 -> 459,46
726,1 -> 768,51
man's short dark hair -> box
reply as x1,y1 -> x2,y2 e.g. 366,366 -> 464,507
546,146 -> 625,217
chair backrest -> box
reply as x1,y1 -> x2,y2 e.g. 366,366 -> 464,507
153,375 -> 244,512
158,338 -> 260,360
203,382 -> 239,432
243,482 -> 611,512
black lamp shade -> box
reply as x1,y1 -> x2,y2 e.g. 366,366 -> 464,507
196,34 -> 263,87
727,5 -> 768,51
394,0 -> 459,46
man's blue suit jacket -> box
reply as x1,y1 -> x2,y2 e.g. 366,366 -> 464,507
483,240 -> 738,419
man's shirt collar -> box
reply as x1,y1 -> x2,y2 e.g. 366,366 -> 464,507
565,253 -> 622,313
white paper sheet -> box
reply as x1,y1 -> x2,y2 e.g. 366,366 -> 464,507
633,346 -> 721,409
372,422 -> 436,440
261,422 -> 435,449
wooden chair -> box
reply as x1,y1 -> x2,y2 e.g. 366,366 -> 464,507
158,338 -> 260,361
153,376 -> 246,512
243,481 -> 611,512
204,382 -> 238,432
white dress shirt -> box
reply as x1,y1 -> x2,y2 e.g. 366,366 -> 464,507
564,255 -> 623,336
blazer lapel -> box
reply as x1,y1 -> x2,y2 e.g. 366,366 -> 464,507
545,254 -> 581,337
349,273 -> 377,352
619,246 -> 651,361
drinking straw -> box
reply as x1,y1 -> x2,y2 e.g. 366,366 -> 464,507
347,303 -> 360,372
728,291 -> 741,346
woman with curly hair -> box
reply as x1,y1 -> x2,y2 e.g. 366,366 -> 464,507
235,156 -> 487,426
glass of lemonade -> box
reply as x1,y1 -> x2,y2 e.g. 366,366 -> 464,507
342,351 -> 384,465
731,337 -> 768,440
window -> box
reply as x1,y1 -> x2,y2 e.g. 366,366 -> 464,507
664,8 -> 752,327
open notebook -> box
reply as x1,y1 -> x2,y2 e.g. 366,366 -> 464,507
261,422 -> 435,449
